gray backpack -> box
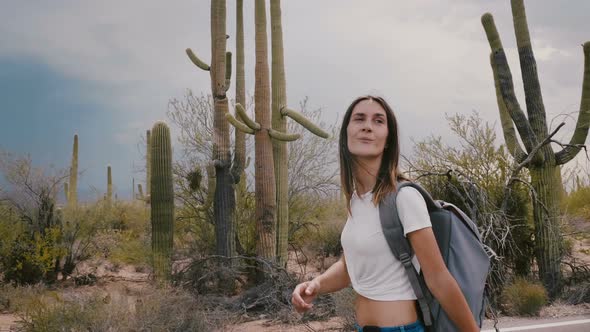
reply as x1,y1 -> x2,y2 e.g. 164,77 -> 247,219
379,182 -> 491,331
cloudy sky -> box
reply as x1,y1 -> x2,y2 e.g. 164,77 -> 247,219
1,0 -> 589,200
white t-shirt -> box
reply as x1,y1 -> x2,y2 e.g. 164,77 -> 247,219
340,186 -> 432,301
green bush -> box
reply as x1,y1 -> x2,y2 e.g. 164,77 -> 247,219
565,186 -> 590,219
501,277 -> 548,316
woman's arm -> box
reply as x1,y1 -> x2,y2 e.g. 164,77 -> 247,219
313,254 -> 351,294
408,228 -> 479,332
291,254 -> 351,312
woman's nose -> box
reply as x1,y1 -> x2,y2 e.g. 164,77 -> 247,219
361,121 -> 373,131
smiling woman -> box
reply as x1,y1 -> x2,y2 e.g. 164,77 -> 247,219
292,95 -> 480,332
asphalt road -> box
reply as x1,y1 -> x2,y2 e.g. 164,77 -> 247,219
481,315 -> 590,331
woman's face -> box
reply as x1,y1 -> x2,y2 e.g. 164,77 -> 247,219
346,99 -> 389,161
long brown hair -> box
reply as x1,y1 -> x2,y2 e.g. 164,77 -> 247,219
339,95 -> 408,212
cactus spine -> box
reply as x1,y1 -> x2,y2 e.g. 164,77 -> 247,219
68,134 -> 78,206
482,0 -> 590,297
270,0 -> 329,265
150,121 -> 174,281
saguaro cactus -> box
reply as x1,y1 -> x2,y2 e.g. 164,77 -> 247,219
107,165 -> 113,204
482,0 -> 590,296
63,182 -> 69,203
270,0 -> 329,265
150,121 -> 174,281
146,129 -> 151,198
137,184 -> 145,200
226,0 -> 302,260
68,134 -> 78,206
186,0 -> 236,257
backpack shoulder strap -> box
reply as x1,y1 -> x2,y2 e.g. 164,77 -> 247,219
379,181 -> 433,326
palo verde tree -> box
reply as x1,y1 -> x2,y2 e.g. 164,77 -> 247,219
481,0 -> 590,296
185,0 -> 238,257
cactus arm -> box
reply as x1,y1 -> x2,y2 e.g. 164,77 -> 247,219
281,107 -> 330,138
481,13 -> 503,52
226,113 -> 255,134
236,103 -> 261,130
555,42 -> 590,165
511,0 -> 531,49
482,13 -> 538,154
186,48 -> 210,71
490,54 -> 527,163
492,50 -> 539,153
268,128 -> 300,141
224,51 -> 232,92
511,0 -> 548,138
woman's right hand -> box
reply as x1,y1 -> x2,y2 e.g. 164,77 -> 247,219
291,279 -> 320,313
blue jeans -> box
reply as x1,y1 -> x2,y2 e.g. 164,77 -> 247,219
354,320 -> 425,332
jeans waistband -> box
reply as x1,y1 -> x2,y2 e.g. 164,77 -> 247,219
355,320 -> 424,332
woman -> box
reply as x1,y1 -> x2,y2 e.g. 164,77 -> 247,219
291,96 -> 478,332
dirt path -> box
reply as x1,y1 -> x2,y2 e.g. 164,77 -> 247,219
0,314 -> 17,332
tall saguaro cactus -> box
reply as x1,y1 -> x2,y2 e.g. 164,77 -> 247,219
270,0 -> 329,265
146,130 -> 151,198
230,0 -> 247,184
150,121 -> 174,281
482,0 -> 590,296
68,134 -> 78,206
107,165 -> 113,204
226,0 -> 329,261
186,0 -> 235,257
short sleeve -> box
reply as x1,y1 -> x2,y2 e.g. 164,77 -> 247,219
396,187 -> 432,237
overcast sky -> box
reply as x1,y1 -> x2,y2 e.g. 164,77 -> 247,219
1,0 -> 589,200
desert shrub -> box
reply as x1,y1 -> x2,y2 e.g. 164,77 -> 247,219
333,286 -> 356,331
0,284 -> 47,313
501,277 -> 548,316
132,287 -> 208,331
564,185 -> 590,219
290,195 -> 346,255
108,230 -> 151,267
307,217 -> 344,259
11,286 -> 210,332
563,281 -> 590,305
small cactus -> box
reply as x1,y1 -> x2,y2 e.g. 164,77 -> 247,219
137,183 -> 144,200
150,121 -> 174,281
64,182 -> 69,203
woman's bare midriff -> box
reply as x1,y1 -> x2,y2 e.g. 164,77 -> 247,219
354,294 -> 418,327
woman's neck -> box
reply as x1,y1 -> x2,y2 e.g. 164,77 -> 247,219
353,157 -> 382,195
